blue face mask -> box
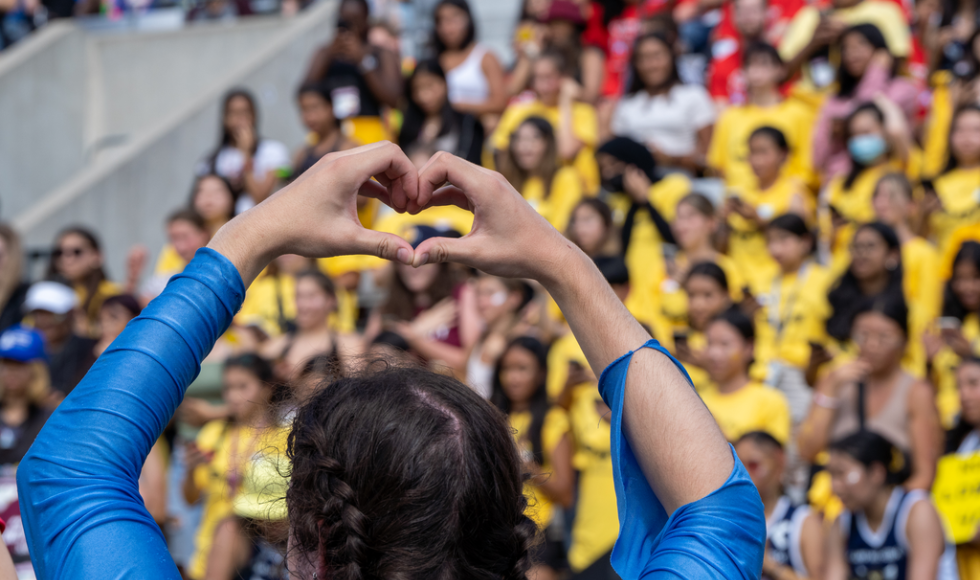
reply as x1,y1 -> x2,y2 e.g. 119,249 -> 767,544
848,134 -> 887,165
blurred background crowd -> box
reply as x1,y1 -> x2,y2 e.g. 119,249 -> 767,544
2,0 -> 980,577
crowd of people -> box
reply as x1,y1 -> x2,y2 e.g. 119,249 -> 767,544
3,0 -> 980,577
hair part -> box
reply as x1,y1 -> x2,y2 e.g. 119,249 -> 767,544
287,365 -> 536,580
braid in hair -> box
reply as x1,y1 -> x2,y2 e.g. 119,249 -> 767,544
287,365 -> 536,580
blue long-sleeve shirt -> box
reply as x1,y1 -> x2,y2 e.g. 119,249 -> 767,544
18,248 -> 764,579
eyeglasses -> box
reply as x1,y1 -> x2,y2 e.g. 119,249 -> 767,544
853,332 -> 904,348
53,247 -> 86,259
849,241 -> 883,256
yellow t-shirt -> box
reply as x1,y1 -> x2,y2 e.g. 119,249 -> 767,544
940,223 -> 980,279
700,380 -> 792,444
930,314 -> 980,428
567,385 -> 618,572
373,205 -> 475,240
154,244 -> 186,276
922,72 -> 955,178
547,332 -> 590,401
755,263 -> 834,372
727,176 -> 811,296
824,163 -> 894,276
607,174 -> 692,322
236,273 -> 297,338
509,407 -> 570,529
780,2 -> 910,88
930,167 -> 980,257
902,237 -> 942,327
317,255 -> 380,333
492,100 -> 600,194
521,167 -> 584,233
189,421 -> 290,579
708,100 -> 815,192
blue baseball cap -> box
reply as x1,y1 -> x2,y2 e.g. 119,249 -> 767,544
0,325 -> 47,363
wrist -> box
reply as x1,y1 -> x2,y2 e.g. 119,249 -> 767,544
207,210 -> 282,286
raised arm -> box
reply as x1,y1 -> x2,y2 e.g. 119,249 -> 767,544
17,142 -> 419,579
412,152 -> 765,578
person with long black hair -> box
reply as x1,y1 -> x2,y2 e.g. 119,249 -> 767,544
812,24 -> 918,181
492,336 -> 573,580
197,89 -> 290,213
925,241 -> 980,428
431,0 -> 508,119
800,293 -> 943,492
0,224 -> 29,333
610,32 -> 716,176
398,58 -> 484,165
823,431 -> 944,580
500,116 -> 583,232
18,144 -> 766,579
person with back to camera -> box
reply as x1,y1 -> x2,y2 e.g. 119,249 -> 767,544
17,142 -> 766,579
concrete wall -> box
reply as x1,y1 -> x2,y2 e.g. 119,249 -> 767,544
0,23 -> 89,218
12,0 -> 339,278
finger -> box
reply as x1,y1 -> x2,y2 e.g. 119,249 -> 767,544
417,151 -> 492,209
414,185 -> 474,213
348,227 -> 416,265
358,179 -> 395,210
412,235 -> 476,268
339,142 -> 417,211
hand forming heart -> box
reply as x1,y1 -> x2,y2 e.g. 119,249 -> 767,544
208,142 -> 580,288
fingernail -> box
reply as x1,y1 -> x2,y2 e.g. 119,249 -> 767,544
396,248 -> 411,265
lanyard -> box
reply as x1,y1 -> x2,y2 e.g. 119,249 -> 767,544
768,262 -> 811,340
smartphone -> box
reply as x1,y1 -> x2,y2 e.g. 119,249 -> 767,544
939,317 -> 962,330
673,330 -> 689,348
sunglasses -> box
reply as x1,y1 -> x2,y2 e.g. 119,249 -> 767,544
53,247 -> 86,259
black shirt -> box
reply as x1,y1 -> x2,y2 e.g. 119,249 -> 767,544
0,283 -> 28,333
47,334 -> 97,396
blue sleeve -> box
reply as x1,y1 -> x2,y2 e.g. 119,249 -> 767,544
597,339 -> 766,579
17,248 -> 245,580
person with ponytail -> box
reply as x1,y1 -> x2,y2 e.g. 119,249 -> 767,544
800,293 -> 943,492
701,309 -> 791,445
757,214 -> 833,423
182,354 -> 285,580
492,337 -> 572,580
18,145 -> 766,580
823,431 -> 944,580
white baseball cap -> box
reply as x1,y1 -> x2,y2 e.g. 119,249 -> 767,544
24,281 -> 78,315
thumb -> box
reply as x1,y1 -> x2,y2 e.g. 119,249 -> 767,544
350,228 -> 416,266
412,236 -> 477,268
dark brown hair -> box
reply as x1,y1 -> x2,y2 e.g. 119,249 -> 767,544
381,264 -> 458,322
499,116 -> 559,197
287,365 -> 536,579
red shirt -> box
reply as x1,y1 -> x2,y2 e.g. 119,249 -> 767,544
712,0 -> 806,46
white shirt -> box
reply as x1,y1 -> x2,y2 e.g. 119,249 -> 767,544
197,139 -> 291,213
610,84 -> 716,157
446,44 -> 491,105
